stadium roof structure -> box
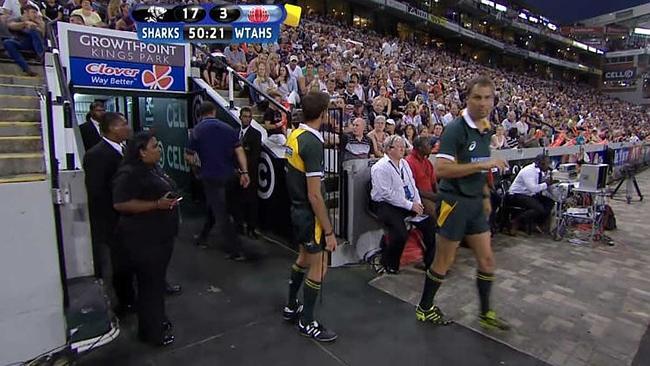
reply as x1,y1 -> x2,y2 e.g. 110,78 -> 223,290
579,2 -> 650,29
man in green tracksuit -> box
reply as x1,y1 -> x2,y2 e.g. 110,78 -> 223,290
281,91 -> 338,342
415,75 -> 511,330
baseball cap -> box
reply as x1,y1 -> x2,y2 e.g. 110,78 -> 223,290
436,104 -> 446,111
386,118 -> 396,125
289,55 -> 299,62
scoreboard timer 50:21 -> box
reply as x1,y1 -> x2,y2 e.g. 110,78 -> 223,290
133,4 -> 301,44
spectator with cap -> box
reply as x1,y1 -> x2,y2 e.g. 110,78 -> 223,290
41,0 -> 63,21
287,55 -> 303,80
385,118 -> 396,136
432,104 -> 446,126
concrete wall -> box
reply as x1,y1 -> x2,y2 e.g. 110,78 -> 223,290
0,180 -> 66,364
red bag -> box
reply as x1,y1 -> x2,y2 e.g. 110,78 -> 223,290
400,229 -> 424,266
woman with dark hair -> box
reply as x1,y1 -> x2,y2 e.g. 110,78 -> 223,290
112,131 -> 180,347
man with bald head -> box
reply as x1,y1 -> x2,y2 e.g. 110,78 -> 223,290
340,118 -> 374,162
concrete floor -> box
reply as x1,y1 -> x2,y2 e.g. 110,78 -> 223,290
371,170 -> 650,366
77,224 -> 547,365
77,170 -> 650,366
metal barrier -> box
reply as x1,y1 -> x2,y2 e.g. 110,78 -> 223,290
329,142 -> 650,267
321,108 -> 345,239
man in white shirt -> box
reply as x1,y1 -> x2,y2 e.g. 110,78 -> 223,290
507,154 -> 554,234
370,135 -> 435,274
515,118 -> 529,136
287,55 -> 302,80
501,111 -> 515,132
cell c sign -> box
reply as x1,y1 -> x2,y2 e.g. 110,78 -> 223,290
603,68 -> 636,81
57,22 -> 190,93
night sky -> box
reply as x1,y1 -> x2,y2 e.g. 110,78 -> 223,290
524,0 -> 649,24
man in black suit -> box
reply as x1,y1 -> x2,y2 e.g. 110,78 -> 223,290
83,112 -> 134,313
233,107 -> 262,239
79,101 -> 105,151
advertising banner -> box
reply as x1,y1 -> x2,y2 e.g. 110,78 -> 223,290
58,22 -> 190,93
69,58 -> 186,92
603,64 -> 637,81
406,4 -> 428,20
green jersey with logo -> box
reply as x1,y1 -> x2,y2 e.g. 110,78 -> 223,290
436,116 -> 491,198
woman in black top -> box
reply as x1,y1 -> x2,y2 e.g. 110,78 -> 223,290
112,131 -> 180,346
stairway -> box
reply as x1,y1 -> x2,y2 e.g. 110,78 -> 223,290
214,88 -> 265,124
0,61 -> 46,184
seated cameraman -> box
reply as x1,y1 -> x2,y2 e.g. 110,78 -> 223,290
371,135 -> 435,274
507,154 -> 554,234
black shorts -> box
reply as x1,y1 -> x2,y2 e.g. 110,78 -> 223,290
436,191 -> 490,242
290,206 -> 324,253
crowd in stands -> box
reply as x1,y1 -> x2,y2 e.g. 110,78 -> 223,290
1,0 -> 649,153
197,13 -> 649,162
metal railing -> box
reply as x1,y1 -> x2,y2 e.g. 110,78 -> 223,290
192,46 -> 291,121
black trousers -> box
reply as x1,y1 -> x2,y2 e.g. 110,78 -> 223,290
203,177 -> 243,254
110,241 -> 136,308
130,238 -> 174,342
231,184 -> 259,231
508,193 -> 554,226
89,212 -> 135,308
376,202 -> 436,270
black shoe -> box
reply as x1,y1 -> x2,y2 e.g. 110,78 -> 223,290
282,300 -> 303,322
138,333 -> 175,347
165,283 -> 182,296
160,334 -> 175,346
194,234 -> 208,247
385,267 -> 400,275
298,320 -> 337,342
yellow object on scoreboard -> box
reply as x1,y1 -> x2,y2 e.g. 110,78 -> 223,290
284,4 -> 302,27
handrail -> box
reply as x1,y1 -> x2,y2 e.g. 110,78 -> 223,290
193,45 -> 291,119
45,21 -> 72,104
45,21 -> 79,168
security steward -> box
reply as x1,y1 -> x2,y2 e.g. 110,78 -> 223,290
282,91 -> 338,342
83,112 -> 133,312
232,107 -> 262,239
415,76 -> 511,331
112,131 -> 180,347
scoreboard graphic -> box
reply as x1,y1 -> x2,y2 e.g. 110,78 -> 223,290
132,4 -> 301,44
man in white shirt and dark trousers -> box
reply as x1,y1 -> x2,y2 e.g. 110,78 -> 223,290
507,154 -> 554,235
371,135 -> 436,274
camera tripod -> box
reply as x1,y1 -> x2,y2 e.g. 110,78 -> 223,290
610,168 -> 643,204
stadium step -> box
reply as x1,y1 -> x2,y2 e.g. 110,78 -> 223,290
0,173 -> 46,184
0,153 -> 45,176
0,136 -> 43,153
0,64 -> 46,181
0,74 -> 44,86
0,60 -> 44,76
0,122 -> 41,137
215,88 -> 265,123
0,108 -> 41,122
0,95 -> 40,109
